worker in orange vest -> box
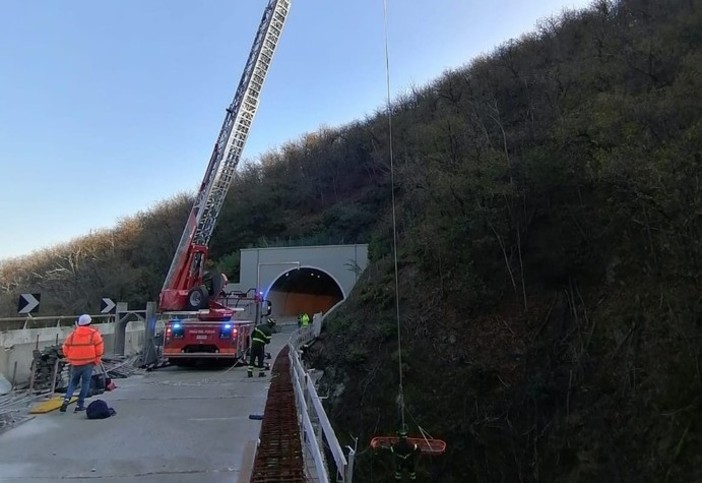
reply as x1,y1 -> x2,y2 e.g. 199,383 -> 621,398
60,314 -> 105,413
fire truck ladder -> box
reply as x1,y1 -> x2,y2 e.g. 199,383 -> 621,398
160,0 -> 291,311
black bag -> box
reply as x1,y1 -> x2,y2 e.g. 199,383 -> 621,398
86,399 -> 116,419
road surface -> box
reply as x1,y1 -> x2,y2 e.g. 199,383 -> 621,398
0,327 -> 293,482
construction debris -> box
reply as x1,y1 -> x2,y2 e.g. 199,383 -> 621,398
0,391 -> 44,434
0,351 -> 145,432
0,340 -> 150,436
0,392 -> 35,412
101,354 -> 145,378
30,345 -> 65,393
0,413 -> 34,435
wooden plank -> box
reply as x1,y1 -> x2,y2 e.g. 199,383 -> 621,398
29,396 -> 77,414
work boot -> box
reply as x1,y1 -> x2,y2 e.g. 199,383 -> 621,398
59,402 -> 68,413
74,405 -> 85,413
247,371 -> 253,378
258,372 -> 266,377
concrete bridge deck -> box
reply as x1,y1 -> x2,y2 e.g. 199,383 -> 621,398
0,327 -> 293,482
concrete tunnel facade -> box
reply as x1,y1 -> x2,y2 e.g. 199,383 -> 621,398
226,244 -> 368,318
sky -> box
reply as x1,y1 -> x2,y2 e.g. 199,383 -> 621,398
0,0 -> 592,260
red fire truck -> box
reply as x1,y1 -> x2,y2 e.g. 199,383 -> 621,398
162,290 -> 271,366
158,0 -> 290,365
163,317 -> 251,365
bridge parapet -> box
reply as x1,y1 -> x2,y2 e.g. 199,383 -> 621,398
288,312 -> 356,482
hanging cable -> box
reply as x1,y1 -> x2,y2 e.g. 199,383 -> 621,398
382,0 -> 406,432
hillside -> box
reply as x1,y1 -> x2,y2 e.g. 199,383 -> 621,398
306,0 -> 702,481
1,0 -> 701,481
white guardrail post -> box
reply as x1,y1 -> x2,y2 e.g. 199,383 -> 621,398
288,312 -> 355,482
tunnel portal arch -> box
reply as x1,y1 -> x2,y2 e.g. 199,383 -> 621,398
264,266 -> 344,317
228,244 -> 368,319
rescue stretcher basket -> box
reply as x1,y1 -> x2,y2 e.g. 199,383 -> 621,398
370,436 -> 447,455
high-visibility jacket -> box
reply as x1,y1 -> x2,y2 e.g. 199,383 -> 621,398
62,326 -> 104,366
301,313 -> 310,327
252,324 -> 272,346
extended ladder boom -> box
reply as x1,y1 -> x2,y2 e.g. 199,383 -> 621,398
160,0 -> 291,312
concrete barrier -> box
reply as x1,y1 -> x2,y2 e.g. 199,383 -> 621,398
0,322 -> 146,385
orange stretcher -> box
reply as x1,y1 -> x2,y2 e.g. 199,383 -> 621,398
370,436 -> 446,455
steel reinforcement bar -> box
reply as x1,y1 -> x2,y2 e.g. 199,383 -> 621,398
250,345 -> 307,483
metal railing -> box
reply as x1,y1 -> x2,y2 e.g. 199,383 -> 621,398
0,314 -> 115,331
288,313 -> 355,483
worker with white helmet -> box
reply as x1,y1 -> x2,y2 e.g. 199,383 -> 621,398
60,314 -> 104,413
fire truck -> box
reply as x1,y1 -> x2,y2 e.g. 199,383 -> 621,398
162,289 -> 272,366
159,0 -> 291,365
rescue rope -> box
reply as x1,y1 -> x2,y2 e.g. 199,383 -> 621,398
408,408 -> 436,447
382,0 -> 406,432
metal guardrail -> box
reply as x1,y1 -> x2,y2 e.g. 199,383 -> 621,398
288,313 -> 355,483
0,314 -> 116,331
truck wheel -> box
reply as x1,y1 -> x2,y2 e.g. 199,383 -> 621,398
187,286 -> 209,310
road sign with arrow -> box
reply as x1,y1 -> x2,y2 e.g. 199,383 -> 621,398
100,298 -> 116,314
18,293 -> 41,314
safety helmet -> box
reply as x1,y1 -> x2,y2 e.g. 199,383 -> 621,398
397,428 -> 408,438
77,314 -> 92,326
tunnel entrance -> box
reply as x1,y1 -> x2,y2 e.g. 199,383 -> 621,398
267,267 -> 344,317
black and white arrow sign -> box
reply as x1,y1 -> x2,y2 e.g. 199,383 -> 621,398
100,298 -> 116,314
18,293 -> 41,314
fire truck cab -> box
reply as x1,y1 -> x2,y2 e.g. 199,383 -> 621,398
162,290 -> 271,366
